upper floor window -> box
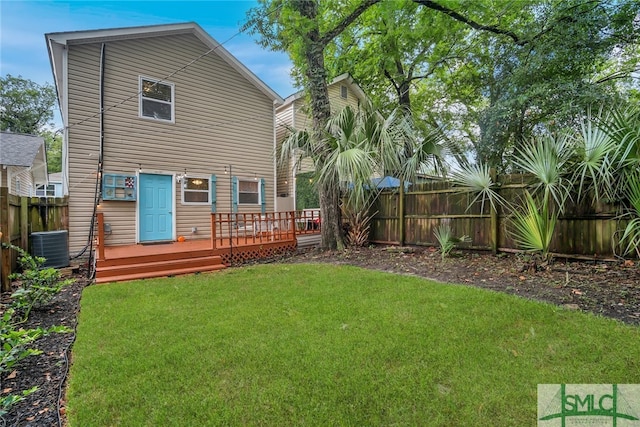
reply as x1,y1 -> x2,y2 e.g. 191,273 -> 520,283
139,77 -> 174,122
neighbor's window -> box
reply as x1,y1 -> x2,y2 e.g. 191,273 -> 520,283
238,179 -> 260,204
182,177 -> 210,204
36,184 -> 56,197
340,85 -> 348,99
139,76 -> 174,122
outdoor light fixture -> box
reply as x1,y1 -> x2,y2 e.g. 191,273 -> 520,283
176,168 -> 187,183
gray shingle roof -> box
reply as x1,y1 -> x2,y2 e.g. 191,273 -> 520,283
0,132 -> 45,167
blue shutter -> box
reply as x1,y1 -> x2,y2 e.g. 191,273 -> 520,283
260,178 -> 266,214
232,176 -> 238,213
210,174 -> 217,213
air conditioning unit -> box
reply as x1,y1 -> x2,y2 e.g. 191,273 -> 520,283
31,230 -> 70,268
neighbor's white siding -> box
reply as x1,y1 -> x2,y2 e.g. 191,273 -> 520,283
66,33 -> 276,252
7,166 -> 35,196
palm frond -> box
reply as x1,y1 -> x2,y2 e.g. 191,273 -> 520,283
449,162 -> 505,213
619,171 -> 640,257
513,135 -> 572,212
572,114 -> 617,203
509,192 -> 557,260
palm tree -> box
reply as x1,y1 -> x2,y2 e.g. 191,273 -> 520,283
279,102 -> 441,249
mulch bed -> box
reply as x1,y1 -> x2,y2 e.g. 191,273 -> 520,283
1,245 -> 638,426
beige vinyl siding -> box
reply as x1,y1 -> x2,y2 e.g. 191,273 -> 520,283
8,167 -> 35,196
275,103 -> 294,197
66,34 -> 276,252
67,42 -> 102,253
328,83 -> 361,113
293,99 -> 312,132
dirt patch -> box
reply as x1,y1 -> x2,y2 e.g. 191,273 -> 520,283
1,246 -> 638,425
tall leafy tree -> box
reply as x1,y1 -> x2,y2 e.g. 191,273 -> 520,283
40,129 -> 63,173
248,0 -> 639,248
248,0 -> 382,249
0,75 -> 62,173
0,75 -> 56,134
328,0 -> 640,170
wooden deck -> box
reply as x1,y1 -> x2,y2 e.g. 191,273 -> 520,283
95,211 -> 319,283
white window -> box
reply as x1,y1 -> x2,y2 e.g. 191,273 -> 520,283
139,76 -> 174,122
238,179 -> 260,205
182,177 -> 210,205
36,184 -> 56,197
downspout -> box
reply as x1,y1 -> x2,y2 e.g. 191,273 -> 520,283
86,43 -> 106,278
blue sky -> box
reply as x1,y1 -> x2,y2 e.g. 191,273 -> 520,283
0,0 -> 298,114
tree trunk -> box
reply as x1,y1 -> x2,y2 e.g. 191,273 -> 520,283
295,0 -> 345,250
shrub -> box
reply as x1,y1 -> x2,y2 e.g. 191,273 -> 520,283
0,244 -> 73,416
433,223 -> 471,260
8,245 -> 74,322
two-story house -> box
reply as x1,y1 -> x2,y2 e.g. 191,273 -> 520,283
46,22 -> 283,258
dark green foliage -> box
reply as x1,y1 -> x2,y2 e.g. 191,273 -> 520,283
0,74 -> 56,134
295,171 -> 319,210
0,244 -> 72,416
9,245 -> 74,322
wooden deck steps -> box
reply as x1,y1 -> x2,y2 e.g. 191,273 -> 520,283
96,247 -> 226,283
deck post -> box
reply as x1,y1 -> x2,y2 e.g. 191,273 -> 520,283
210,213 -> 216,250
96,212 -> 105,261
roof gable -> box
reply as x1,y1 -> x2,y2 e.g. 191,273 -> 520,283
0,132 -> 45,167
277,73 -> 368,112
46,22 -> 283,112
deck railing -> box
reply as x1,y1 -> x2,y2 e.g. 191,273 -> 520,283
294,209 -> 322,235
94,210 -> 321,255
210,211 -> 298,249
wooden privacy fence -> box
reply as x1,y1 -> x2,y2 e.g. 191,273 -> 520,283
370,174 -> 621,257
0,187 -> 69,291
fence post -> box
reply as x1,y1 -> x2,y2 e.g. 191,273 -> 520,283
490,169 -> 499,254
0,187 -> 10,292
20,196 -> 28,251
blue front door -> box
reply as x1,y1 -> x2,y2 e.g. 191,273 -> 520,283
139,173 -> 173,242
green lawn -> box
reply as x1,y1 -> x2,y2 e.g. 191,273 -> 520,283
68,264 -> 640,426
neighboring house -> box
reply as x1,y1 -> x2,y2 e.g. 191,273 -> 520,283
46,23 -> 283,254
275,73 -> 368,211
0,132 -> 48,197
36,172 -> 64,197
